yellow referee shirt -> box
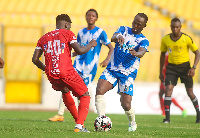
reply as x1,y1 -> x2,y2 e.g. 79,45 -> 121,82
160,33 -> 198,65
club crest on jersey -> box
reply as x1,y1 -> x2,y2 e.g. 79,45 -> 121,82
61,43 -> 65,53
92,35 -> 97,40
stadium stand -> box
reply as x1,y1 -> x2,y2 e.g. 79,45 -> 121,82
0,0 -> 199,103
144,0 -> 200,29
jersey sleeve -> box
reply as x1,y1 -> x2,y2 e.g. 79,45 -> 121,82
140,37 -> 149,51
114,26 -> 125,34
160,37 -> 167,52
100,30 -> 111,45
68,31 -> 77,45
187,35 -> 198,52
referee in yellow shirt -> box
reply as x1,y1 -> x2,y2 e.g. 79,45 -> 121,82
159,18 -> 200,123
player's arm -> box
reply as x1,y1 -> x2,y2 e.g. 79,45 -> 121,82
188,49 -> 200,77
100,43 -> 114,67
71,51 -> 78,57
0,57 -> 4,68
32,49 -> 45,71
159,52 -> 166,82
70,39 -> 97,55
129,47 -> 147,58
111,33 -> 124,45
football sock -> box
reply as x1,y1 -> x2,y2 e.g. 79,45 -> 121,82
75,124 -> 83,129
191,97 -> 200,118
76,96 -> 90,125
172,98 -> 184,111
160,98 -> 165,115
58,95 -> 66,116
95,95 -> 106,117
62,92 -> 78,121
164,96 -> 172,120
125,108 -> 135,126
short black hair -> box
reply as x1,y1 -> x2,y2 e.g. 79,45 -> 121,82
56,14 -> 72,24
86,9 -> 98,18
171,17 -> 181,23
136,13 -> 148,24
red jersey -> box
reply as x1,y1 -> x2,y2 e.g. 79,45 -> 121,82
36,29 -> 77,78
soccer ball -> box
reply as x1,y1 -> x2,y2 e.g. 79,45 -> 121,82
94,116 -> 112,132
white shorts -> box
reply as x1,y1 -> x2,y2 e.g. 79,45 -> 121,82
99,69 -> 136,96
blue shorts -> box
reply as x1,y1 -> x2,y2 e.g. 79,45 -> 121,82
76,70 -> 95,86
99,69 -> 136,96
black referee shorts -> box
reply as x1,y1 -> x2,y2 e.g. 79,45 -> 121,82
165,61 -> 193,88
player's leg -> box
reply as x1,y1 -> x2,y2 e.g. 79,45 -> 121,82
118,75 -> 136,132
47,76 -> 77,122
74,91 -> 91,132
186,87 -> 200,123
181,67 -> 199,123
95,69 -> 116,117
163,84 -> 174,123
171,98 -> 184,111
159,82 -> 165,116
82,74 -> 95,112
163,64 -> 178,123
171,98 -> 187,117
120,92 -> 137,132
48,95 -> 65,122
61,87 -> 78,122
58,96 -> 66,116
95,79 -> 113,116
65,70 -> 91,132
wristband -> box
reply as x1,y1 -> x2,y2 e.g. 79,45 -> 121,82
192,65 -> 196,69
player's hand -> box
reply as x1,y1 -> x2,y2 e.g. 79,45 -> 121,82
129,49 -> 137,56
89,39 -> 97,47
159,73 -> 164,82
117,35 -> 124,46
0,58 -> 4,68
188,68 -> 195,77
100,59 -> 109,67
71,51 -> 78,57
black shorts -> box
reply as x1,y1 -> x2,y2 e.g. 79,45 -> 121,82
165,62 -> 193,88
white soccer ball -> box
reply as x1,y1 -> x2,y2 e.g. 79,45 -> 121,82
94,116 -> 112,132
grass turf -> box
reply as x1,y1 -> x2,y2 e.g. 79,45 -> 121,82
0,110 -> 200,138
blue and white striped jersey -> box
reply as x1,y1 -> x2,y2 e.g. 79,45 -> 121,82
106,26 -> 149,76
73,26 -> 111,75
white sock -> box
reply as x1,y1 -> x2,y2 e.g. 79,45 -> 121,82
95,95 -> 106,116
75,124 -> 83,129
58,95 -> 65,116
125,108 -> 135,126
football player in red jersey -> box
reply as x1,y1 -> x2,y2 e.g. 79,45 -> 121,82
32,14 -> 97,132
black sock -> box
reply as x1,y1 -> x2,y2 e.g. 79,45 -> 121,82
191,97 -> 200,119
164,96 -> 172,120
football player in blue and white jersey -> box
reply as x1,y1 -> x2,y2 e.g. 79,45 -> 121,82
73,9 -> 113,85
48,9 -> 113,122
95,13 -> 149,132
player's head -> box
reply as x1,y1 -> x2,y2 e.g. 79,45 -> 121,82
132,13 -> 148,34
170,18 -> 182,35
56,14 -> 72,30
85,9 -> 98,25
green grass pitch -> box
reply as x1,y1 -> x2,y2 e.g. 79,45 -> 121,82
0,110 -> 200,138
